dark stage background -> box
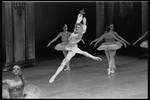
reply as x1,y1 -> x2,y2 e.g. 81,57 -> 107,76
2,2 -> 148,68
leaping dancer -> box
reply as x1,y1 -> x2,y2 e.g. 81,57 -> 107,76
49,9 -> 102,83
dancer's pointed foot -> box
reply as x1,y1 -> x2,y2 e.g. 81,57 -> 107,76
110,69 -> 115,73
107,69 -> 111,75
64,68 -> 70,71
93,57 -> 102,61
49,76 -> 55,83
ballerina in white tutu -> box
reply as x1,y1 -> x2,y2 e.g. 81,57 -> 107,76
132,31 -> 148,49
2,65 -> 41,99
49,9 -> 102,83
2,65 -> 27,99
90,24 -> 129,75
47,24 -> 85,71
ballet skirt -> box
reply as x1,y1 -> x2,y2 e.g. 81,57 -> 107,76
2,79 -> 41,99
97,41 -> 123,51
54,42 -> 68,51
140,40 -> 148,48
65,43 -> 78,51
2,79 -> 24,99
23,84 -> 41,98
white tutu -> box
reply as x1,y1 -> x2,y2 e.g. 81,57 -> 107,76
2,86 -> 10,99
54,43 -> 68,51
140,41 -> 148,48
65,44 -> 78,51
97,41 -> 122,51
2,84 -> 41,99
23,84 -> 41,99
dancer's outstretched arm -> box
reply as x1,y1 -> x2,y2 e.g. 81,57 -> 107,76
132,31 -> 148,45
94,35 -> 104,47
47,33 -> 61,47
113,34 -> 127,48
113,32 -> 130,45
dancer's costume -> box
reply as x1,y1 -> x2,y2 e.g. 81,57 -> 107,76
54,32 -> 71,51
140,40 -> 148,48
97,32 -> 123,51
65,14 -> 87,53
2,79 -> 41,99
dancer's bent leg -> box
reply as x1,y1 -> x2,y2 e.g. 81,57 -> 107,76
49,51 -> 75,83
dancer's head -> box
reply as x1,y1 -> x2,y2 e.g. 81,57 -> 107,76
75,23 -> 82,33
109,24 -> 114,31
63,24 -> 68,31
12,65 -> 21,76
106,24 -> 114,31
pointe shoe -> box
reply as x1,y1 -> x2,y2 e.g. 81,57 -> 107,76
107,69 -> 111,75
94,57 -> 102,61
110,69 -> 115,73
49,77 -> 55,83
64,68 -> 70,71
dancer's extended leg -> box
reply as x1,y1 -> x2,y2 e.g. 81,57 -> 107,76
63,50 -> 70,71
49,51 -> 75,83
76,47 -> 102,61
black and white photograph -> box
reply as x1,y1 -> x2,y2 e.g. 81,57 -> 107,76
2,1 -> 148,99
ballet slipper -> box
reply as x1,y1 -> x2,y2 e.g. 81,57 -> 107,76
64,68 -> 70,71
93,57 -> 102,61
107,69 -> 111,75
49,76 -> 55,83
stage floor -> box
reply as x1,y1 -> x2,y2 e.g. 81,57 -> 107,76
2,54 -> 148,99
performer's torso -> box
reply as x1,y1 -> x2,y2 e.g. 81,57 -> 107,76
104,32 -> 115,43
60,31 -> 70,44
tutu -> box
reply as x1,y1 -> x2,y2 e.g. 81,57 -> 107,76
140,41 -> 148,48
2,84 -> 41,99
97,41 -> 122,51
54,43 -> 68,51
2,86 -> 10,99
65,44 -> 78,51
23,84 -> 41,98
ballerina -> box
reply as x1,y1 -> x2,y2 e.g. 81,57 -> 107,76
132,31 -> 148,49
2,65 -> 41,99
49,9 -> 102,83
2,65 -> 27,99
47,24 -> 85,71
90,24 -> 129,75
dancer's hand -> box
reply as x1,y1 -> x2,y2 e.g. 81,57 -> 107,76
124,43 -> 127,48
89,42 -> 93,46
80,8 -> 85,15
47,43 -> 51,47
132,42 -> 136,46
94,43 -> 98,47
18,71 -> 22,77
